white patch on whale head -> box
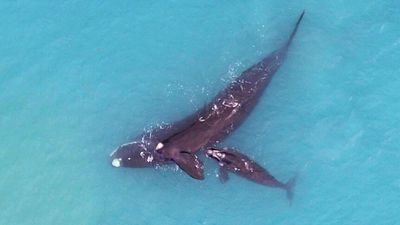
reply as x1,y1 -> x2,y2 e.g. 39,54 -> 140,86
146,155 -> 154,163
112,158 -> 122,168
208,150 -> 225,161
155,142 -> 164,151
216,152 -> 225,159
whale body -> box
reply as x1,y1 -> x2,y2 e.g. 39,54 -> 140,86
110,11 -> 305,180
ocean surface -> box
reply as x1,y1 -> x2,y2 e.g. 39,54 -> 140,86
1,1 -> 399,225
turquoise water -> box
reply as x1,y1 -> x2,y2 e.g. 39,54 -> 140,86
1,1 -> 399,224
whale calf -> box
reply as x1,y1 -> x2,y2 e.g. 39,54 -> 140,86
110,11 -> 305,180
206,147 -> 296,201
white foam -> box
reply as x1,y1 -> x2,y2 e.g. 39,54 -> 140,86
109,147 -> 119,157
120,141 -> 137,147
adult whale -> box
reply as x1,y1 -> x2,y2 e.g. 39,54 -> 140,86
110,11 -> 305,180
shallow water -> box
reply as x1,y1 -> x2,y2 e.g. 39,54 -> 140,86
1,1 -> 400,225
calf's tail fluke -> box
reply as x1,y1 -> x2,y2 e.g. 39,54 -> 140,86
286,10 -> 305,47
285,175 -> 297,204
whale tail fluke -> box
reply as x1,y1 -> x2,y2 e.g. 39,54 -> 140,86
285,175 -> 297,204
286,10 -> 305,48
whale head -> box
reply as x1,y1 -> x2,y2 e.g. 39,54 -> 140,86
110,142 -> 160,168
110,141 -> 204,180
206,147 -> 226,161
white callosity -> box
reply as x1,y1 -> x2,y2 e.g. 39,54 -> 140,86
112,158 -> 122,168
155,142 -> 164,150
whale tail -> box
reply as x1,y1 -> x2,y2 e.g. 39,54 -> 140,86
284,175 -> 297,204
286,10 -> 305,48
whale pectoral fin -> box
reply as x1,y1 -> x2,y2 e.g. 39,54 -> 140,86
172,151 -> 204,180
219,166 -> 229,183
